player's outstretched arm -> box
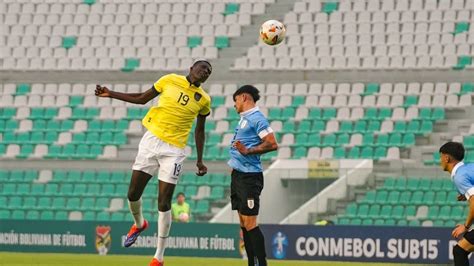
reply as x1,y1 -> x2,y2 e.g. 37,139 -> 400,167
453,196 -> 474,238
194,114 -> 208,176
95,85 -> 159,105
233,133 -> 278,155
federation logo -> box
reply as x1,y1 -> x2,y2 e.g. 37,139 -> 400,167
240,119 -> 248,129
95,225 -> 112,255
194,92 -> 202,101
272,232 -> 288,259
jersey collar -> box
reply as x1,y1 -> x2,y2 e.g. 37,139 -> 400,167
452,161 -> 464,178
240,106 -> 259,117
185,75 -> 200,88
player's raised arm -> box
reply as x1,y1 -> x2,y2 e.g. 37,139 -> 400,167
95,85 -> 159,105
194,114 -> 208,176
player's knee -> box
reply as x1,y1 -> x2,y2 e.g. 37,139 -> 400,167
453,244 -> 469,258
158,196 -> 172,211
127,187 -> 141,201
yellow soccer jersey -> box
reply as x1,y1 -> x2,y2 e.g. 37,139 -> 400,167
142,74 -> 211,148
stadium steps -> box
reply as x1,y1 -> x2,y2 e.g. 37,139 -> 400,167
199,0 -> 296,77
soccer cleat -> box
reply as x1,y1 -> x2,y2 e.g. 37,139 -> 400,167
123,219 -> 148,247
149,258 -> 164,266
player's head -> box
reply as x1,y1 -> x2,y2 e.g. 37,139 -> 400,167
233,85 -> 260,113
176,192 -> 186,204
189,59 -> 212,84
439,142 -> 465,172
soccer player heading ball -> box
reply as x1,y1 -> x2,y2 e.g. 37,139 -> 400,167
439,142 -> 474,266
95,59 -> 212,266
229,85 -> 279,266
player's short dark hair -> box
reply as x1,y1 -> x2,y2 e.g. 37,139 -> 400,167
176,192 -> 185,198
233,85 -> 260,102
439,142 -> 465,161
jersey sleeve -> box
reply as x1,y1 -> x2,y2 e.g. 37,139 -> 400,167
254,116 -> 273,139
454,174 -> 474,199
199,97 -> 211,116
153,75 -> 170,93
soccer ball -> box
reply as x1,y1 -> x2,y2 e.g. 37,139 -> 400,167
260,20 -> 286,46
179,212 -> 189,222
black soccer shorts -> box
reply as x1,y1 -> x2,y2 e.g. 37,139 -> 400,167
230,169 -> 264,216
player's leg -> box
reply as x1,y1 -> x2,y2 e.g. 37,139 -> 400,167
126,131 -> 159,247
127,170 -> 153,227
152,148 -> 185,265
454,232 -> 474,266
239,213 -> 266,266
239,212 -> 255,266
236,171 -> 266,266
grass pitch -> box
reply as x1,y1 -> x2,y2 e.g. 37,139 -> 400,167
0,252 -> 430,266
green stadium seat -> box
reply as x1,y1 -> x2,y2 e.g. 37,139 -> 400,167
438,206 -> 451,219
52,197 -> 66,209
210,174 -> 226,186
187,36 -> 202,48
209,186 -> 225,199
406,121 -> 420,134
96,198 -> 110,211
5,120 -> 19,131
348,147 -> 360,159
362,219 -> 373,225
406,179 -> 419,191
389,133 -> 402,146
0,196 -> 5,206
113,133 -> 127,145
394,122 -> 406,133
360,147 -> 373,159
322,133 -> 336,147
215,36 -> 229,49
339,121 -> 352,133
306,134 -> 321,147
362,134 -> 374,146
293,147 -> 307,159
96,212 -> 110,221
87,184 -> 101,195
361,191 -> 376,203
337,218 -> 350,225
354,121 -> 367,133
402,133 -> 416,147
368,205 -> 381,218
403,95 -> 418,107
375,134 -> 389,146
385,219 -> 396,226
345,203 -> 357,217
30,132 -> 44,144
333,147 -> 345,159
40,211 -> 54,220
16,83 -> 31,95
408,220 -> 420,226
373,147 -> 387,159
391,206 -> 404,219
73,184 -> 87,196
17,183 -> 30,195
419,121 -> 433,134
17,144 -> 34,159
363,83 -> 379,95
55,211 -> 68,220
435,191 -> 448,203
322,1 -> 339,14
116,120 -> 129,131
223,3 -> 239,15
430,179 -> 444,191
294,133 -> 308,145
100,184 -> 115,197
383,177 -> 396,189
26,210 -> 40,220
281,108 -> 295,120
62,36 -> 77,49
31,184 -> 45,195
122,58 -> 140,72
292,96 -> 305,107
311,121 -> 325,132
350,218 -> 362,225
37,197 -> 51,209
364,108 -> 377,120
185,186 -> 198,197
423,191 -> 435,204
8,197 -> 23,208
411,191 -> 424,204
378,108 -> 392,120
111,212 -> 125,221
83,211 -> 96,221
454,22 -> 470,34
461,82 -> 474,94
195,200 -> 210,213
322,108 -> 336,120
336,133 -> 349,146
308,108 -> 322,120
45,184 -> 59,196
60,120 -> 74,131
0,108 -> 16,119
357,204 -> 369,218
399,191 -> 412,204
12,210 -> 26,220
282,121 -> 295,133
431,108 -> 445,120
102,121 -> 117,132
